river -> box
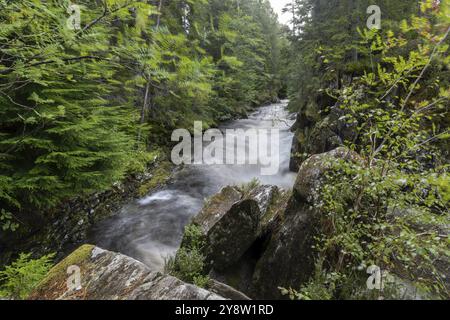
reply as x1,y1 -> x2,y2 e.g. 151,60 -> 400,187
88,101 -> 296,270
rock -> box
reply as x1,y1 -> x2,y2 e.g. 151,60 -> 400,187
251,148 -> 361,299
176,184 -> 290,298
289,99 -> 357,172
191,186 -> 262,271
204,199 -> 261,271
251,196 -> 317,299
307,116 -> 343,154
189,185 -> 288,274
173,148 -> 364,299
208,279 -> 251,300
294,147 -> 362,203
29,245 -> 224,300
193,186 -> 242,234
247,185 -> 281,236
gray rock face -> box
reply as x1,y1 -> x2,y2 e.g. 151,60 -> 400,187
29,245 -> 224,300
205,199 -> 261,270
193,186 -> 243,235
190,185 -> 282,272
178,184 -> 290,298
193,186 -> 260,271
252,196 -> 316,299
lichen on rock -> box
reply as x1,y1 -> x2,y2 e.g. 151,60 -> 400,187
29,245 -> 224,300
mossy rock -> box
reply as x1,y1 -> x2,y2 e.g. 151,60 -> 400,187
29,245 -> 224,300
294,147 -> 362,204
138,161 -> 172,197
29,244 -> 95,299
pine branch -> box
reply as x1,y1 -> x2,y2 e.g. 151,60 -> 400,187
0,56 -> 112,75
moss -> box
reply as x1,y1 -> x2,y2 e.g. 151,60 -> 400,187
31,244 -> 94,297
138,161 -> 172,196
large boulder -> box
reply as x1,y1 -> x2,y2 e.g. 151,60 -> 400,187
193,186 -> 243,235
189,185 -> 283,272
175,149 -> 364,299
192,186 -> 260,271
251,196 -> 317,299
29,245 -> 224,300
178,184 -> 289,298
204,199 -> 261,270
181,148 -> 362,299
294,147 -> 362,203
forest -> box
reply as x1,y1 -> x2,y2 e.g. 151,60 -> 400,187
0,0 -> 449,302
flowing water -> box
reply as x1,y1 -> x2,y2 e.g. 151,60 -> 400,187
88,101 -> 296,270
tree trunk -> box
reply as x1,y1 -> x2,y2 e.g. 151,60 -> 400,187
156,0 -> 163,28
137,81 -> 150,143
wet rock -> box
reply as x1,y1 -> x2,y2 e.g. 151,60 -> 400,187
189,185 -> 286,273
29,245 -> 224,300
178,184 -> 289,298
192,186 -> 262,271
175,148 -> 364,299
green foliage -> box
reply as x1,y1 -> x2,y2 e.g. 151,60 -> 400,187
0,253 -> 54,300
0,0 -> 152,212
165,224 -> 209,288
280,259 -> 338,300
285,0 -> 450,300
0,0 -> 284,236
0,209 -> 19,232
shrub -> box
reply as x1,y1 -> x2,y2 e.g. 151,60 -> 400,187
0,253 -> 54,299
165,224 -> 210,288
